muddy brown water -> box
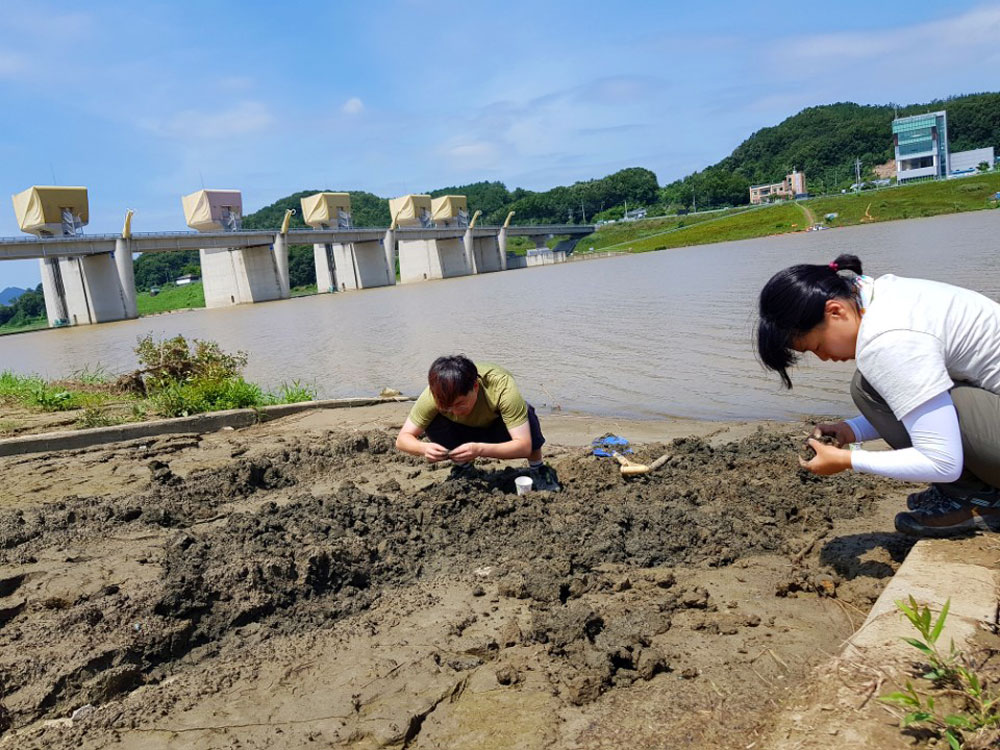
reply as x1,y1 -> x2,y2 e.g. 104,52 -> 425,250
2,211 -> 998,420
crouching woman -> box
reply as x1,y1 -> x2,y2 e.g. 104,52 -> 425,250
755,254 -> 1000,538
395,355 -> 560,491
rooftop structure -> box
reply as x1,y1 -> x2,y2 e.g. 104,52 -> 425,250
301,192 -> 352,229
182,190 -> 243,232
12,186 -> 89,236
389,194 -> 432,228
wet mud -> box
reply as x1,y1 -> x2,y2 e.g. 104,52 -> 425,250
0,423 -> 915,748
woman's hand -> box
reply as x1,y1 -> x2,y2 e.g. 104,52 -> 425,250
424,442 -> 450,463
811,421 -> 856,448
449,442 -> 482,463
799,438 -> 852,476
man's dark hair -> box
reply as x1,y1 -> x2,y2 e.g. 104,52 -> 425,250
756,253 -> 863,389
428,355 -> 478,407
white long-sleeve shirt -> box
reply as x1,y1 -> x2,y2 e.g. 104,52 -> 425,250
846,391 -> 963,483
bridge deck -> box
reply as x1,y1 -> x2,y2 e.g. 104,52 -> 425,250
0,225 -> 595,260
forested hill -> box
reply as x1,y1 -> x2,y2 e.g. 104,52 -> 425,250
243,92 -> 999,229
240,167 -> 660,230
659,92 -> 1000,208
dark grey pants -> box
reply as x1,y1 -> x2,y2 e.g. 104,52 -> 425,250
851,371 -> 1000,494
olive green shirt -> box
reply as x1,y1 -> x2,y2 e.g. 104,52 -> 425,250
409,362 -> 529,430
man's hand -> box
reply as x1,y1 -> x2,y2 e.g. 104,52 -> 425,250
449,442 -> 482,463
811,421 -> 856,448
424,442 -> 450,463
799,438 -> 852,476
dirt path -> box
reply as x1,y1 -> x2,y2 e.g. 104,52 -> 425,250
795,201 -> 816,227
0,406 -> 916,749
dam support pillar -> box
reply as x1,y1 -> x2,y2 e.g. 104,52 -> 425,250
397,237 -> 469,283
114,238 -> 138,319
314,243 -> 337,293
497,226 -> 509,271
273,232 -> 291,299
198,245 -> 284,308
38,257 -> 70,326
470,232 -> 502,274
331,239 -> 394,291
462,228 -> 478,275
38,253 -> 133,326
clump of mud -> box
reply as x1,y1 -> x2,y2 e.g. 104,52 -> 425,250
799,433 -> 839,461
0,427 -> 902,734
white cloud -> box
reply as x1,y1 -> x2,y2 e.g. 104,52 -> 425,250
139,101 -> 275,140
778,5 -> 1000,68
341,97 -> 364,115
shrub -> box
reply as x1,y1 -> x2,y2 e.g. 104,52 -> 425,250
121,334 -> 248,395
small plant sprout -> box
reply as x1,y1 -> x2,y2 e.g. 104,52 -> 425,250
897,595 -> 959,681
881,596 -> 1000,748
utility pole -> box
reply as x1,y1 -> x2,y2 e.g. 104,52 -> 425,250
854,157 -> 862,193
692,187 -> 696,212
580,200 -> 586,223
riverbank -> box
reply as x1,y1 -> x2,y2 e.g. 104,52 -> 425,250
577,171 -> 1000,255
1,401 -> 925,749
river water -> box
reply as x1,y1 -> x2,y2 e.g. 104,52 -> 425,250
3,210 -> 998,421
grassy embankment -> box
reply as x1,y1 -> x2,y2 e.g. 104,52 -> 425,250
578,172 -> 1000,255
0,318 -> 48,336
0,335 -> 317,436
136,282 -> 206,315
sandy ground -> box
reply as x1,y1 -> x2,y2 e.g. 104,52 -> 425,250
0,403 -> 919,749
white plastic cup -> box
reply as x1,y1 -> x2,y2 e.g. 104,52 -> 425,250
515,476 -> 533,495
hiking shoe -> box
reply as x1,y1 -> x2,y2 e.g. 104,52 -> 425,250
907,484 -> 1000,511
906,485 -> 954,511
895,495 -> 1000,538
448,462 -> 477,481
528,464 -> 561,492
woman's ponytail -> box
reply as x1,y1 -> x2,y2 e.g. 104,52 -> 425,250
831,254 -> 863,276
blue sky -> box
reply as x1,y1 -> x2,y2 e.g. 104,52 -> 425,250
2,0 -> 999,289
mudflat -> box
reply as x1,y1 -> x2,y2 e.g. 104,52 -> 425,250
0,403 -> 915,749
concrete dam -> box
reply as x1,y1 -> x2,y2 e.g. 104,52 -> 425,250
4,186 -> 596,328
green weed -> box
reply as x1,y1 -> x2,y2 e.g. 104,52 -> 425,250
881,596 -> 1000,748
76,407 -> 122,429
70,364 -> 111,385
268,380 -> 317,404
28,384 -> 79,411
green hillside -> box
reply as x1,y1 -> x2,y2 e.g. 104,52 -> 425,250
660,92 -> 1000,208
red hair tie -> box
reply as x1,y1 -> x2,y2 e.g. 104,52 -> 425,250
828,261 -> 839,272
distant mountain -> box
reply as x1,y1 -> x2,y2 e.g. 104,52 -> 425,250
0,287 -> 26,306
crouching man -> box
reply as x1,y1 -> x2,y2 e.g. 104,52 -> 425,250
395,355 -> 561,491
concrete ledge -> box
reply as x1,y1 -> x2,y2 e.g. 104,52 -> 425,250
0,396 -> 414,458
766,534 -> 1000,749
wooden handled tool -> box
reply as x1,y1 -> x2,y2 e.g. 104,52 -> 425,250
612,451 -> 650,475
